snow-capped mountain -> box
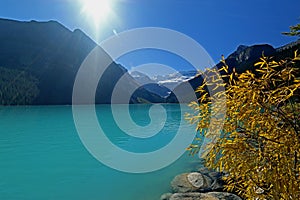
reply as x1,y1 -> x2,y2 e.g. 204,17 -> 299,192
152,70 -> 197,82
129,71 -> 171,97
152,70 -> 198,90
129,70 -> 198,95
130,71 -> 155,84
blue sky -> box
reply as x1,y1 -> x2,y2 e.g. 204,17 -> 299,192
0,0 -> 299,75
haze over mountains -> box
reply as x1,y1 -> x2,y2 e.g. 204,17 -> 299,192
0,18 -> 299,105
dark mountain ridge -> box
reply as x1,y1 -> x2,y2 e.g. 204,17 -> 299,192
167,40 -> 300,103
0,18 -> 164,105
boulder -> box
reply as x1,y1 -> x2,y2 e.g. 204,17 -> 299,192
196,168 -> 225,191
203,192 -> 242,200
170,193 -> 203,200
202,175 -> 213,189
171,172 -> 211,193
171,173 -> 198,193
207,171 -> 225,191
210,180 -> 224,191
166,168 -> 237,199
161,193 -> 173,200
188,172 -> 205,188
169,192 -> 242,200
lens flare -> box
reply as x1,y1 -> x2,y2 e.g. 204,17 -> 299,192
80,0 -> 113,28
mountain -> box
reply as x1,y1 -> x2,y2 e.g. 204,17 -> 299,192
166,41 -> 300,103
130,70 -> 197,97
130,71 -> 155,84
129,71 -> 171,97
0,18 -> 164,105
153,70 -> 198,90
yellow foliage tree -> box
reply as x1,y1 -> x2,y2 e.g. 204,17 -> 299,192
186,52 -> 300,199
283,23 -> 300,37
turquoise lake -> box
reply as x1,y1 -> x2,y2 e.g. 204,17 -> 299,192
0,104 -> 200,200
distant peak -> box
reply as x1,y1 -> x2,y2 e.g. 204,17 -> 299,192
236,45 -> 248,52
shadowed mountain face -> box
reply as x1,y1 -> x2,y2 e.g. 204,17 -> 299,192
0,18 -> 164,105
222,44 -> 276,73
166,42 -> 300,103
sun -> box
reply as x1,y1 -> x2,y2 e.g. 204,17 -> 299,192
80,0 -> 113,28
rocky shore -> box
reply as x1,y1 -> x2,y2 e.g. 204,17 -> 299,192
161,167 -> 243,200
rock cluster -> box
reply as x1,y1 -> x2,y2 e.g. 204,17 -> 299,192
161,167 -> 242,200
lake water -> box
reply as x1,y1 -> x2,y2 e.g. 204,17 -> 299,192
0,104 -> 200,200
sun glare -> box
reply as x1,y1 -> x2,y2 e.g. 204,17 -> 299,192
80,0 -> 113,28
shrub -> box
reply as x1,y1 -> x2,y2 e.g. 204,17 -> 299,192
186,52 -> 300,199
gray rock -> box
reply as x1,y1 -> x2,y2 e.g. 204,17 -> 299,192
187,172 -> 205,188
207,171 -> 225,191
169,192 -> 242,200
170,193 -> 203,200
171,173 -> 198,193
171,172 -> 213,193
207,171 -> 223,180
202,175 -> 213,188
210,180 -> 224,191
161,193 -> 173,200
171,172 -> 218,193
203,192 -> 243,200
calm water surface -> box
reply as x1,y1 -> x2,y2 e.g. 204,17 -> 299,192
0,104 -> 200,200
